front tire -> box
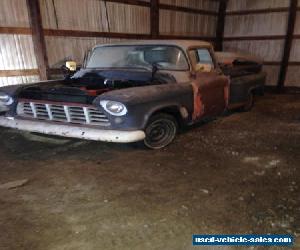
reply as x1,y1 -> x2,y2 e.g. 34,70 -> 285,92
144,113 -> 178,149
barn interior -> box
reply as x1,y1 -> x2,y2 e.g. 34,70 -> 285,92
0,0 -> 299,249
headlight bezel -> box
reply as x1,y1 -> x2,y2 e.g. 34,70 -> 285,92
0,93 -> 14,106
100,100 -> 128,116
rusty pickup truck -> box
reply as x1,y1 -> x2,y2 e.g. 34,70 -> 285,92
0,40 -> 265,149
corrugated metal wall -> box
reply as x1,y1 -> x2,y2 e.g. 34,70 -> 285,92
160,0 -> 218,11
224,0 -> 300,87
46,37 -> 124,68
159,0 -> 218,37
159,10 -> 217,37
40,0 -> 109,31
0,0 -> 219,86
40,0 -> 151,69
226,0 -> 289,11
40,0 -> 150,33
286,2 -> 300,87
0,0 -> 39,86
43,0 -> 217,69
0,0 -> 30,27
2,0 -> 298,88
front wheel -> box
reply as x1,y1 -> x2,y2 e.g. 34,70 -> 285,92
144,113 -> 178,149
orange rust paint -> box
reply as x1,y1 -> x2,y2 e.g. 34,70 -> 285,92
224,77 -> 230,107
79,87 -> 109,96
191,81 -> 204,120
223,60 -> 233,65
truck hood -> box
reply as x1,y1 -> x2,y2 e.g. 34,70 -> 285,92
0,69 -> 177,105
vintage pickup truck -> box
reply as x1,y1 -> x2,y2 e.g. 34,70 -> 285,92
0,40 -> 265,149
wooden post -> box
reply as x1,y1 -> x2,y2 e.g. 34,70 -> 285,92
215,0 -> 227,51
277,0 -> 298,92
150,0 -> 159,38
26,0 -> 49,80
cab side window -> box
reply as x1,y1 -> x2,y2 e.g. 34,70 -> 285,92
196,49 -> 214,68
190,48 -> 215,72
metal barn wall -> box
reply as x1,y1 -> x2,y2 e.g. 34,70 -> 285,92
159,10 -> 217,37
286,4 -> 300,87
160,0 -> 219,11
40,0 -> 150,69
0,0 -> 39,86
0,0 -> 219,86
43,0 -> 218,69
159,0 -> 218,37
46,37 -> 124,68
223,0 -> 291,86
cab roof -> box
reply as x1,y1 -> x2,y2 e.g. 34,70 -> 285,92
93,40 -> 212,51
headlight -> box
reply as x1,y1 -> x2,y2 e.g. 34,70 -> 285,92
100,100 -> 127,116
0,93 -> 13,105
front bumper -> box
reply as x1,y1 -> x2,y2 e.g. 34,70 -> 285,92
0,116 -> 145,143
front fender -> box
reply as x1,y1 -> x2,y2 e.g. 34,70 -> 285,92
94,84 -> 194,130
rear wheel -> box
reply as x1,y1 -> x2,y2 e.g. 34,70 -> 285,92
144,113 -> 178,149
240,92 -> 254,112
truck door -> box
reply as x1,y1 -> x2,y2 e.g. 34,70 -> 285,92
189,48 -> 229,120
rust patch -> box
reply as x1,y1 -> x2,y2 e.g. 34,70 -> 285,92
224,77 -> 230,107
191,81 -> 204,120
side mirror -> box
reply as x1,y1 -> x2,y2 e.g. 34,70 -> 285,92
65,61 -> 77,72
195,63 -> 212,73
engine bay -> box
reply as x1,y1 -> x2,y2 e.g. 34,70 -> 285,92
18,69 -> 177,104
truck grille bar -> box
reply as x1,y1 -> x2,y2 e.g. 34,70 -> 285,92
17,101 -> 111,127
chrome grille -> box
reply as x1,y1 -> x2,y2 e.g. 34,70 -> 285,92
17,101 -> 110,126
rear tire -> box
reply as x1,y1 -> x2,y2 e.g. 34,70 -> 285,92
240,92 -> 254,112
144,113 -> 178,149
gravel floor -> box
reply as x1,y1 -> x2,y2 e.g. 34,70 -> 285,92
0,93 -> 299,250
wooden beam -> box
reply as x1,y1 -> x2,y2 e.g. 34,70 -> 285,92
44,29 -> 216,41
223,35 -> 285,41
44,29 -> 152,39
0,26 -> 216,41
26,0 -> 49,80
263,61 -> 281,65
227,7 -> 289,16
150,0 -> 159,38
105,0 -> 150,7
215,0 -> 227,51
4,62 -> 299,78
2,27 -> 295,41
261,61 -> 300,66
159,4 -> 218,16
0,69 -> 39,77
0,27 -> 32,35
158,34 -> 215,41
293,34 -> 300,39
288,61 -> 300,66
277,0 -> 298,91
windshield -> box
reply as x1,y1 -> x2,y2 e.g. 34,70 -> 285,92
85,45 -> 189,71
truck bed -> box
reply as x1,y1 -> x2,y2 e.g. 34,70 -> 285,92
215,52 -> 263,78
215,52 -> 266,106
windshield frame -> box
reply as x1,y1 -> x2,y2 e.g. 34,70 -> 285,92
84,44 -> 191,72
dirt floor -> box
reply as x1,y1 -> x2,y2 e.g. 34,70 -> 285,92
0,93 -> 299,250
